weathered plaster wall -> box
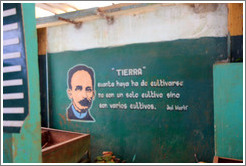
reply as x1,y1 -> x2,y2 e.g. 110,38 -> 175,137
47,4 -> 228,53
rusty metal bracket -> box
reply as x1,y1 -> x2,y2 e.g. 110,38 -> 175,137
97,8 -> 114,25
58,17 -> 83,29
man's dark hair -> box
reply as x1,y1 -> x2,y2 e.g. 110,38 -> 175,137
68,65 -> 94,89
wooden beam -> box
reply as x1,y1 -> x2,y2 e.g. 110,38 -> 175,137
228,3 -> 243,36
36,3 -> 161,28
36,3 -> 208,29
36,3 -> 64,14
98,3 -> 138,11
64,3 -> 79,10
47,3 -> 75,13
37,28 -> 47,55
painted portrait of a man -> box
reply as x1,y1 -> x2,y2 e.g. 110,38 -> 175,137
66,65 -> 95,122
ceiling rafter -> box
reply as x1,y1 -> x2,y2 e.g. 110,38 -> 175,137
46,3 -> 76,13
63,3 -> 79,10
36,3 -> 64,14
36,3 -> 79,14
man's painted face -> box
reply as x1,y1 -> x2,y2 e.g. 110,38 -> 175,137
67,70 -> 94,112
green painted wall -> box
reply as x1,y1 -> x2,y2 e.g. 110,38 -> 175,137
47,37 -> 227,163
3,134 -> 13,163
213,63 -> 243,160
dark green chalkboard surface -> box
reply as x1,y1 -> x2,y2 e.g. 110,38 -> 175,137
214,63 -> 243,160
48,37 -> 227,162
3,3 -> 29,133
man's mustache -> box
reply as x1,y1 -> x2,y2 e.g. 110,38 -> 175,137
79,98 -> 92,107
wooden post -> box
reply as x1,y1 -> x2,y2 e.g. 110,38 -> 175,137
228,3 -> 243,36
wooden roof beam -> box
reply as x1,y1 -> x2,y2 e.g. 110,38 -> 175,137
47,3 -> 76,13
36,3 -> 64,14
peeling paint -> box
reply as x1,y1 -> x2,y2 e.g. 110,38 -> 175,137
47,4 -> 228,53
59,113 -> 67,124
192,4 -> 218,14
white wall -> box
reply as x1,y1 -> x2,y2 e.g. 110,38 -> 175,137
47,4 -> 228,53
